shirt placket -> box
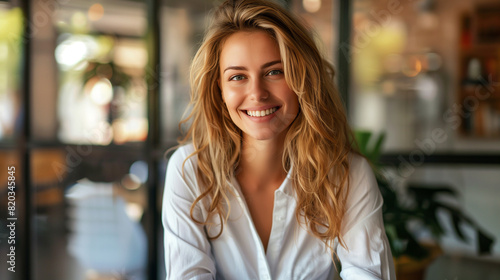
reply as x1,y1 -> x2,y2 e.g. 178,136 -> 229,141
266,190 -> 287,278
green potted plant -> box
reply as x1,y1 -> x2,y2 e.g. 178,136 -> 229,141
354,130 -> 495,280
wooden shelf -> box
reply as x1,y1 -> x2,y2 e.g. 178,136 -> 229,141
457,5 -> 500,138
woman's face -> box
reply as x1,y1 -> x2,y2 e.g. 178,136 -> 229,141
219,30 -> 299,143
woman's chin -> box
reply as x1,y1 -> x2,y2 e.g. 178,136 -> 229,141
242,128 -> 287,142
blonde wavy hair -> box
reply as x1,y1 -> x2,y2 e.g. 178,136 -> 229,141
178,0 -> 355,255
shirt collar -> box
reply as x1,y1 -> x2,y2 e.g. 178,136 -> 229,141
277,165 -> 295,198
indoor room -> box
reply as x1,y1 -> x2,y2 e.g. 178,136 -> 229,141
0,0 -> 499,279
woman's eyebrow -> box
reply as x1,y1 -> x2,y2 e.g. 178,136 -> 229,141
261,60 -> 282,69
223,60 -> 282,73
223,66 -> 247,73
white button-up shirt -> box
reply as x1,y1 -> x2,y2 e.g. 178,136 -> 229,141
163,145 -> 396,279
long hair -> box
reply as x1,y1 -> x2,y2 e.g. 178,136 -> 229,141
178,0 -> 354,255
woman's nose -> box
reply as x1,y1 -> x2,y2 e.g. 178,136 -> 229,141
248,78 -> 269,101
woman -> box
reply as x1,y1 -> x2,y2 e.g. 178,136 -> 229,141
163,0 -> 395,279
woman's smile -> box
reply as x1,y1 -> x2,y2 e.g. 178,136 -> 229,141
244,106 -> 279,117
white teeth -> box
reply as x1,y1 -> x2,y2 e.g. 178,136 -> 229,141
246,107 -> 277,117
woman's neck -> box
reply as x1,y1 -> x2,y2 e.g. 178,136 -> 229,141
236,135 -> 287,192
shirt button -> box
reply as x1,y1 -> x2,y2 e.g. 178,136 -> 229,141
275,216 -> 284,221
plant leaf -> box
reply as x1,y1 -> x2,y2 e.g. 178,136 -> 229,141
451,212 -> 467,241
371,132 -> 385,163
478,230 -> 495,255
354,130 -> 370,158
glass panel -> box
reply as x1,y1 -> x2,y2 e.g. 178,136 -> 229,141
349,0 -> 500,153
53,0 -> 148,145
32,147 -> 149,280
0,2 -> 25,278
31,0 -> 151,279
0,3 -> 23,143
159,0 -> 214,144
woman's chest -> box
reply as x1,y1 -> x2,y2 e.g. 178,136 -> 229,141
241,188 -> 275,252
207,192 -> 335,279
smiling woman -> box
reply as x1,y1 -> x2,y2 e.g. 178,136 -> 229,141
162,0 -> 396,279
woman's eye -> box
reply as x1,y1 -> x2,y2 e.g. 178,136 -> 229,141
230,75 -> 245,81
267,69 -> 283,76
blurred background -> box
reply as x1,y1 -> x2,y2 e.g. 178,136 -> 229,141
0,0 -> 498,279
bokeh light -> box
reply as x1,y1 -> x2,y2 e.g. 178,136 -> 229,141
130,160 -> 148,184
303,0 -> 321,13
89,78 -> 113,105
88,3 -> 105,22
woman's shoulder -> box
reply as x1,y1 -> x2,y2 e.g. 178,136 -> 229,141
168,143 -> 197,165
346,152 -> 380,199
348,152 -> 372,175
164,143 -> 201,197
166,143 -> 199,176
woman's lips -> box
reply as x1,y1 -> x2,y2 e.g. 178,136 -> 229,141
241,106 -> 280,122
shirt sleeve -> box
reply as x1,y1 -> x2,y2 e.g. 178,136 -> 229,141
337,155 -> 396,280
162,146 -> 216,280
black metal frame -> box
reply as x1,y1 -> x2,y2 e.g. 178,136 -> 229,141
146,0 -> 161,278
337,0 -> 351,110
10,0 -> 500,279
380,153 -> 500,166
21,0 -> 32,278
